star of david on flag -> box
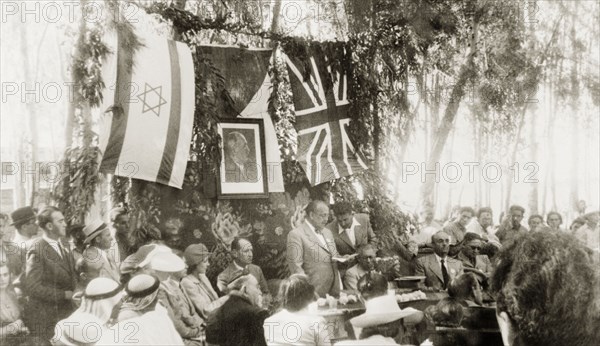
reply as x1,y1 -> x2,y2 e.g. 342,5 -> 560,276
138,83 -> 168,117
284,46 -> 369,185
97,27 -> 195,188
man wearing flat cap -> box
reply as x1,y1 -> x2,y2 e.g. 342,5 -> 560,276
82,219 -> 120,282
23,206 -> 77,342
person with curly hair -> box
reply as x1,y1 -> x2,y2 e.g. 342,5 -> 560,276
491,231 -> 600,346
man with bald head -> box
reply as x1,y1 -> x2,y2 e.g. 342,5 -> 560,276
287,200 -> 342,297
224,131 -> 259,183
414,231 -> 464,291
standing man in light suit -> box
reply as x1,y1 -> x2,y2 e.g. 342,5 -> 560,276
287,200 -> 341,297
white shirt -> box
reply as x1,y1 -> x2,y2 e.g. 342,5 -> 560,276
434,253 -> 448,272
306,220 -> 327,247
42,234 -> 64,258
338,217 -> 361,247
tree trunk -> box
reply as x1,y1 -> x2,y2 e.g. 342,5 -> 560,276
527,104 -> 539,214
420,21 -> 478,210
504,105 -> 527,210
20,24 -> 39,206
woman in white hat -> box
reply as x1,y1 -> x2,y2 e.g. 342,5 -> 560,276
336,295 -> 423,345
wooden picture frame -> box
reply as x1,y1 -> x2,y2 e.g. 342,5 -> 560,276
217,118 -> 269,199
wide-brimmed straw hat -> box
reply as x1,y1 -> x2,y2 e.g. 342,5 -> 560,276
83,219 -> 109,245
350,294 -> 420,328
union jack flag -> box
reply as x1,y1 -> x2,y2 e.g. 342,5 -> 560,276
285,47 -> 369,185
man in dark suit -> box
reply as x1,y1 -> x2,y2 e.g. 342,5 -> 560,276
328,201 -> 378,257
23,206 -> 77,342
327,201 -> 377,277
415,231 -> 463,291
287,200 -> 342,297
224,131 -> 259,183
206,274 -> 269,346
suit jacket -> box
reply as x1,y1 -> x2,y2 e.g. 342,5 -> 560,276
217,263 -> 269,295
457,252 -> 493,278
343,264 -> 369,292
181,273 -> 220,320
224,157 -> 259,183
328,213 -> 377,256
287,221 -> 340,297
23,237 -> 77,340
414,254 -> 464,290
157,278 -> 204,340
206,294 -> 269,346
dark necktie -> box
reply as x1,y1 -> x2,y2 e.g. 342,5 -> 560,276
441,259 -> 449,289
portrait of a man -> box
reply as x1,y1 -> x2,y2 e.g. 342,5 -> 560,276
224,130 -> 259,183
218,119 -> 268,199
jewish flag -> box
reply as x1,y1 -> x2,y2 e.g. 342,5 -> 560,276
98,28 -> 194,189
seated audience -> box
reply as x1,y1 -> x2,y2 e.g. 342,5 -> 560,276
217,237 -> 270,301
263,274 -> 330,345
111,274 -> 183,345
546,211 -> 564,231
336,294 -> 422,345
181,243 -> 220,320
53,277 -> 123,344
442,206 -> 474,253
491,231 -> 600,345
150,252 -> 204,345
414,207 -> 442,246
415,232 -> 464,290
456,233 -> 492,284
466,207 -> 497,242
206,274 -> 269,346
495,205 -> 528,244
82,220 -> 120,282
527,214 -> 544,232
0,262 -> 29,344
344,243 -> 378,291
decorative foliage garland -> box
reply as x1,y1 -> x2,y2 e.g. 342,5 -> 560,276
53,9 -> 109,224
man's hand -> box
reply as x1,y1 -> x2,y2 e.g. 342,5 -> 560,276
64,290 -> 74,300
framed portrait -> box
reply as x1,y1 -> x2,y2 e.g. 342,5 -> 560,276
217,118 -> 269,199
